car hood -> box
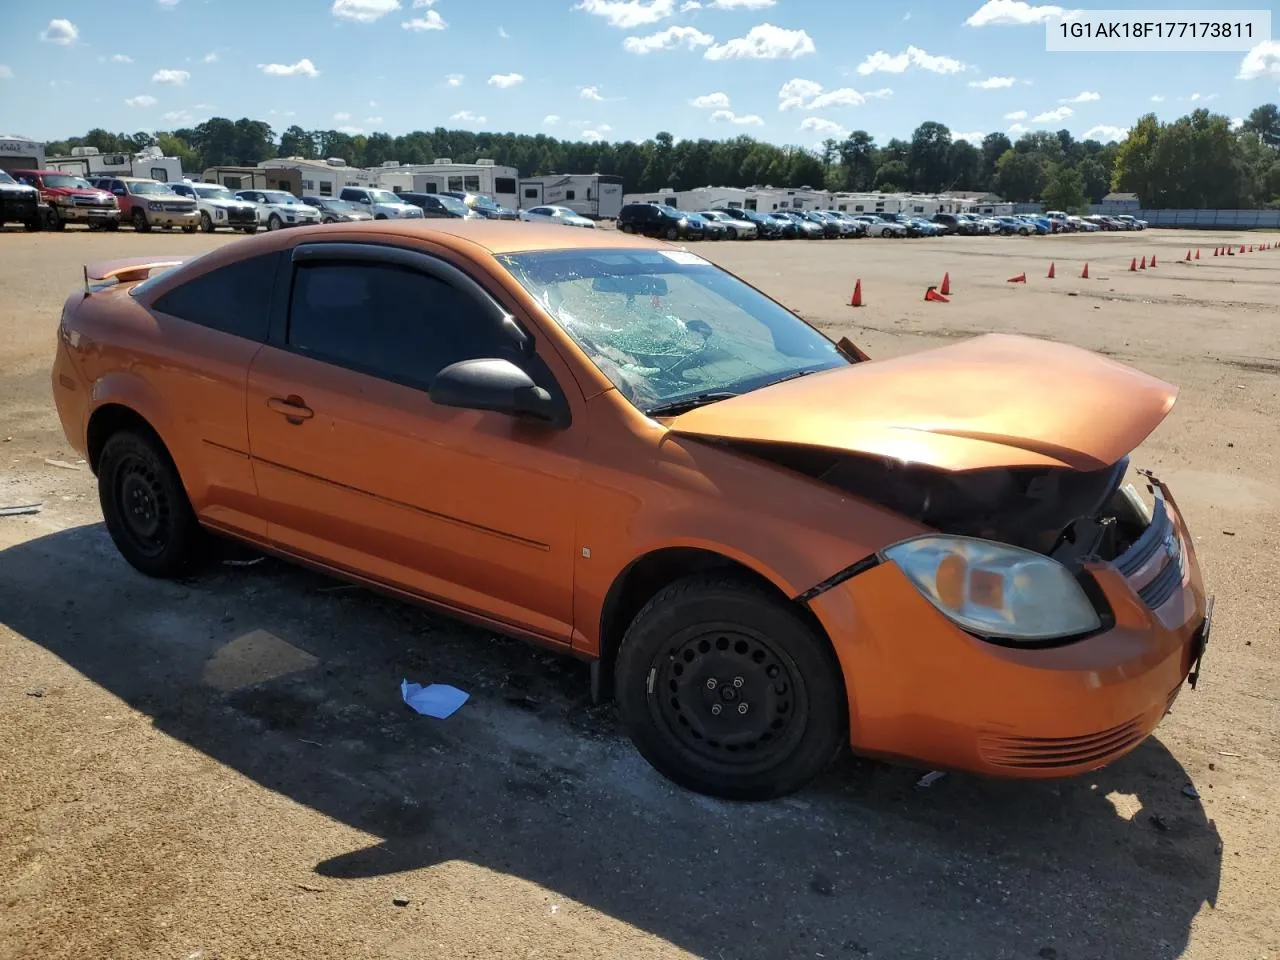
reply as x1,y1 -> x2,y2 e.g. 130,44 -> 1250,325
203,197 -> 256,208
664,333 -> 1177,473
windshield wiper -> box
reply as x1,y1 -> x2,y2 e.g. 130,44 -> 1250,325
644,392 -> 738,417
761,368 -> 820,389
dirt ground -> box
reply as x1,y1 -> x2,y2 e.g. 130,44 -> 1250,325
1,225 -> 1277,960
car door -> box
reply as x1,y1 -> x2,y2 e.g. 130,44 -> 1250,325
245,241 -> 585,645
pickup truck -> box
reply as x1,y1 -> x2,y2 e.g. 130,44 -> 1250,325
9,169 -> 121,230
0,169 -> 42,231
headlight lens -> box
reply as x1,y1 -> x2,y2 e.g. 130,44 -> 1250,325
215,208 -> 226,219
882,535 -> 1102,642
147,201 -> 163,211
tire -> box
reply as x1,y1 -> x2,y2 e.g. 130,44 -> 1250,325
200,211 -> 215,233
881,227 -> 892,238
614,574 -> 847,801
132,209 -> 151,233
182,225 -> 197,234
664,226 -> 679,241
242,225 -> 258,234
24,216 -> 42,232
104,220 -> 120,231
48,206 -> 66,231
97,428 -> 204,579
726,227 -> 737,240
267,214 -> 282,231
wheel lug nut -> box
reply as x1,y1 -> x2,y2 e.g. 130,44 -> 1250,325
738,703 -> 748,715
733,677 -> 744,688
711,704 -> 722,716
705,678 -> 717,690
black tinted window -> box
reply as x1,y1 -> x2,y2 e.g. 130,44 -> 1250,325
152,252 -> 281,341
286,262 -> 514,389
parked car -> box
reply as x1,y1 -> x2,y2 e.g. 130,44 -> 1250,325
774,211 -> 824,239
996,216 -> 1034,236
234,189 -> 323,231
854,214 -> 907,238
811,211 -> 859,237
439,191 -> 518,220
1071,216 -> 1100,232
758,212 -> 801,239
297,196 -> 374,224
929,213 -> 962,236
617,202 -> 704,241
1115,215 -> 1146,231
955,213 -> 993,235
0,169 -> 42,231
398,192 -> 480,219
519,205 -> 596,228
169,181 -> 260,234
97,176 -> 197,233
1044,211 -> 1073,233
827,212 -> 868,237
697,209 -> 757,240
797,210 -> 840,239
10,169 -> 121,231
904,217 -> 942,237
685,211 -> 728,240
53,223 -> 1213,802
337,187 -> 425,220
713,207 -> 781,239
1014,214 -> 1052,235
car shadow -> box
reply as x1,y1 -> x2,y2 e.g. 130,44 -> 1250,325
1,524 -> 1222,960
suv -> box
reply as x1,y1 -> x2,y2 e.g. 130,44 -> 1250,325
233,189 -> 323,230
301,197 -> 374,223
617,203 -> 704,241
438,191 -> 517,220
168,181 -> 260,233
10,169 -> 121,231
100,176 -> 197,233
337,187 -> 424,220
398,192 -> 480,219
0,169 -> 42,231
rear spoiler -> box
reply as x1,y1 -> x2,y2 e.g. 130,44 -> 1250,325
83,256 -> 188,292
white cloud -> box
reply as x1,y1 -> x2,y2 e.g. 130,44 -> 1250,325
1229,116 -> 1244,130
162,110 -> 195,123
953,131 -> 984,144
1007,122 -> 1028,133
111,54 -> 133,63
1237,40 -> 1280,79
965,0 -> 1071,26
40,19 -> 79,44
707,0 -> 775,7
158,0 -> 180,6
1150,94 -> 1164,102
1187,92 -> 1218,102
499,25 -> 510,37
692,92 -> 731,108
413,0 -> 436,5
403,11 -> 446,30
337,125 -> 365,135
799,116 -> 848,137
488,72 -> 524,88
681,0 -> 701,9
445,73 -> 464,86
580,85 -> 605,100
623,25 -> 714,54
582,129 -> 608,142
1032,105 -> 1073,122
0,65 -> 12,79
969,75 -> 1016,89
203,52 -> 218,63
1004,110 -> 1027,120
1060,90 -> 1100,103
1082,124 -> 1127,142
777,78 -> 890,111
705,23 -> 815,60
259,59 -> 320,77
450,110 -> 486,123
777,78 -> 822,110
125,94 -> 158,107
857,45 -> 966,75
152,68 -> 190,85
543,114 -> 561,125
334,112 -> 352,120
331,0 -> 401,22
575,0 -> 675,29
710,109 -> 764,125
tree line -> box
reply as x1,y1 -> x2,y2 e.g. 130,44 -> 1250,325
45,102 -> 1280,211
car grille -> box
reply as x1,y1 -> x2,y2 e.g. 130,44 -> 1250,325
978,717 -> 1146,770
227,207 -> 255,223
72,196 -> 111,207
163,202 -> 195,213
1113,495 -> 1185,611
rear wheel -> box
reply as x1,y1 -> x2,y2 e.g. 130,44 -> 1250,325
619,222 -> 633,233
615,574 -> 847,801
267,214 -> 282,231
664,226 -> 679,241
132,209 -> 151,233
98,429 -> 204,579
726,227 -> 738,240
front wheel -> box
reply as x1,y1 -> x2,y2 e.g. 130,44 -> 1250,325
267,214 -> 282,231
615,574 -> 847,801
200,211 -> 215,233
241,225 -> 258,234
881,227 -> 892,238
664,226 -> 679,241
132,209 -> 151,233
103,220 -> 120,231
98,428 -> 204,579
726,227 -> 737,240
47,206 -> 66,231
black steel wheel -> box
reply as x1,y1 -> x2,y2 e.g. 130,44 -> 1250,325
616,574 -> 847,800
98,428 -> 203,578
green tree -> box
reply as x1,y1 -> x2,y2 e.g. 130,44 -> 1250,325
907,121 -> 952,192
874,159 -> 908,191
981,132 -> 1012,184
947,140 -> 983,190
1242,103 -> 1280,149
1111,113 -> 1160,201
1042,164 -> 1088,212
993,149 -> 1047,202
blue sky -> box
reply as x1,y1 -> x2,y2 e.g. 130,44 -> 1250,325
1,0 -> 1277,147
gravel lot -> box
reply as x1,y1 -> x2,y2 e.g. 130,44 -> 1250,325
1,226 -> 1277,960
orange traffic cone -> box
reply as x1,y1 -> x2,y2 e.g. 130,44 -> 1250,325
1240,245 -> 1246,253
1150,254 -> 1157,267
940,272 -> 951,295
1229,246 -> 1236,255
1007,273 -> 1026,283
1139,255 -> 1147,269
924,286 -> 949,303
1129,257 -> 1138,271
1185,250 -> 1192,261
849,279 -> 863,307
1213,247 -> 1219,256
1249,244 -> 1254,252
1081,262 -> 1090,279
1195,248 -> 1201,259
1046,262 -> 1056,279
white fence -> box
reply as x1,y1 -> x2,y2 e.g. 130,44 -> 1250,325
1011,202 -> 1280,229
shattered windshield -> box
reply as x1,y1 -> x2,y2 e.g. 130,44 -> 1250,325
498,248 -> 847,413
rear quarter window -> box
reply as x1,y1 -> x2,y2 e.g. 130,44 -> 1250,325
150,251 -> 282,342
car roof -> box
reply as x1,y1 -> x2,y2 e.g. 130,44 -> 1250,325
277,218 -> 673,255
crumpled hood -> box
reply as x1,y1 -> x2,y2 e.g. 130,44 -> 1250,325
664,333 -> 1178,472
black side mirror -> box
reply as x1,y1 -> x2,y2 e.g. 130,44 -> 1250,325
429,358 -> 560,425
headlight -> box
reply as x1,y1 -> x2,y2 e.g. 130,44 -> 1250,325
147,201 -> 163,211
215,208 -> 226,219
882,535 -> 1102,642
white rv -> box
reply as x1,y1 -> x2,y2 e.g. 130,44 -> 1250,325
257,157 -> 375,198
379,159 -> 518,210
517,174 -> 623,219
46,146 -> 183,182
0,135 -> 46,173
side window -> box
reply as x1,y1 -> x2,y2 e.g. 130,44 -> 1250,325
151,251 -> 281,342
286,262 -> 516,390
565,189 -> 576,201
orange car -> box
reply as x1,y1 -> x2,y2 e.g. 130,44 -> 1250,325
50,222 -> 1213,800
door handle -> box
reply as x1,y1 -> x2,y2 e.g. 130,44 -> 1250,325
267,395 -> 314,423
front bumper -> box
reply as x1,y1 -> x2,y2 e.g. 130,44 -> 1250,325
59,203 -> 121,223
143,208 -> 200,227
0,195 -> 39,221
809,478 -> 1210,778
